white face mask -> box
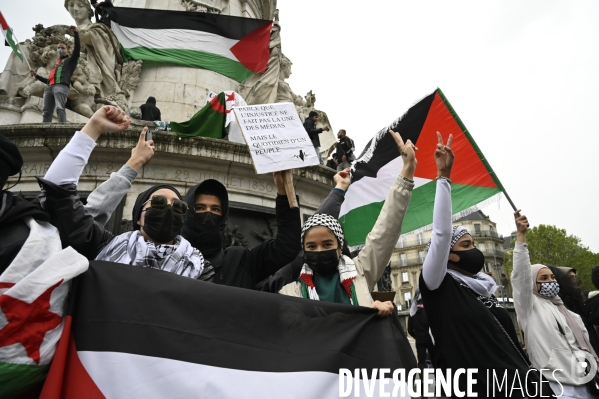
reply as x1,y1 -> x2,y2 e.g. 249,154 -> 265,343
58,49 -> 68,58
537,281 -> 560,298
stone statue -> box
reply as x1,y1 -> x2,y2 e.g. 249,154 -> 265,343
69,59 -> 97,117
18,45 -> 59,98
274,55 -> 293,103
64,0 -> 124,99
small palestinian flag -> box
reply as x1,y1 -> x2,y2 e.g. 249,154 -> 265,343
40,261 -> 416,398
103,7 -> 272,83
339,88 -> 504,248
171,91 -> 245,139
0,11 -> 23,61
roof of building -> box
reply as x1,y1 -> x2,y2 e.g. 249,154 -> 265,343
455,210 -> 488,222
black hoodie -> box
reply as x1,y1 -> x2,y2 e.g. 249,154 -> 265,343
140,96 -> 161,121
182,179 -> 301,289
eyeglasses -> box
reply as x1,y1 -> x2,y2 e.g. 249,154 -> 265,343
142,195 -> 188,215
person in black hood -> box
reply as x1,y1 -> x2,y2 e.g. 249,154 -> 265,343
182,173 -> 301,289
38,105 -> 204,278
140,96 -> 161,122
0,134 -> 52,275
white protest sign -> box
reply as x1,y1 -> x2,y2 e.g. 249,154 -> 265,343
233,102 -> 319,174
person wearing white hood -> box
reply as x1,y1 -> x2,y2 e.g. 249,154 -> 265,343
512,210 -> 599,398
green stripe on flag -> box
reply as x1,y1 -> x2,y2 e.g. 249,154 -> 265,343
122,47 -> 254,83
0,362 -> 49,398
340,182 -> 502,247
5,28 -> 23,61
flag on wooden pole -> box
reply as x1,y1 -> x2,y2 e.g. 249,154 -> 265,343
339,88 -> 505,248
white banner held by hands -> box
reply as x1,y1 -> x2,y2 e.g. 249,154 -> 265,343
233,102 -> 319,174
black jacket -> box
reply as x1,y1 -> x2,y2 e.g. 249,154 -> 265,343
255,188 -> 346,292
584,295 -> 599,326
35,32 -> 80,87
140,96 -> 161,121
407,307 -> 433,346
37,178 -> 114,258
0,191 -> 50,274
336,136 -> 355,158
184,180 -> 302,290
304,117 -> 323,147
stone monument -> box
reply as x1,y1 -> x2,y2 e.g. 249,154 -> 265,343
0,0 -> 338,247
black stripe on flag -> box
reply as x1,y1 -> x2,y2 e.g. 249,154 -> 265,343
72,261 -> 416,374
103,7 -> 271,41
351,90 -> 436,184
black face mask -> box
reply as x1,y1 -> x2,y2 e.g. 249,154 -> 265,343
449,247 -> 485,274
182,212 -> 224,256
142,206 -> 184,244
304,249 -> 340,276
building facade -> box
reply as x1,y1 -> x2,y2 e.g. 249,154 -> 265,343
390,211 -> 512,308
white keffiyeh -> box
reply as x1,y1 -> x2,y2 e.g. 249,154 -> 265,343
96,231 -> 204,279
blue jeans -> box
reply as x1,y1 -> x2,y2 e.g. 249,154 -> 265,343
314,146 -> 324,165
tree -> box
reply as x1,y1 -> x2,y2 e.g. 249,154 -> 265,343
503,224 -> 599,292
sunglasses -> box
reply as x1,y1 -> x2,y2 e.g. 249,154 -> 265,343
142,195 -> 188,215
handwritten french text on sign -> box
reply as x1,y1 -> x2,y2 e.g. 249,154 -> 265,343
233,102 -> 319,174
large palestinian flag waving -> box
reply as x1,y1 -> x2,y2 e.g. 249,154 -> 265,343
103,7 -> 272,82
339,88 -> 504,248
40,261 -> 416,398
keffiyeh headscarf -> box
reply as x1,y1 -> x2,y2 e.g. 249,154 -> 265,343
299,214 -> 358,305
424,225 -> 497,298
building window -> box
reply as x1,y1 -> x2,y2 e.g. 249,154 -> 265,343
474,223 -> 481,233
402,272 -> 409,285
404,292 -> 412,307
398,236 -> 405,248
400,253 -> 407,266
418,250 -> 425,263
417,232 -> 423,245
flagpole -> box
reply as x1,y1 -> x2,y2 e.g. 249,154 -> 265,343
11,30 -> 32,70
502,189 -> 518,212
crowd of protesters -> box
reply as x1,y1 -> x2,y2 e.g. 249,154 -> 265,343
3,105 -> 599,398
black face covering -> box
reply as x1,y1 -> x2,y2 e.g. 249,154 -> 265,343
449,247 -> 485,274
304,249 -> 340,276
142,207 -> 184,244
182,212 -> 224,256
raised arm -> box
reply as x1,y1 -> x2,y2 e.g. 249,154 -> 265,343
255,169 -> 350,293
511,210 -> 534,319
355,130 -> 417,290
247,171 -> 301,283
85,127 -> 154,225
421,132 -> 454,291
40,106 -> 131,258
70,26 -> 80,61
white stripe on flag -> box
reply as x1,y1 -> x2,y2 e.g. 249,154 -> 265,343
341,157 -> 431,217
111,23 -> 239,62
79,351 -> 411,399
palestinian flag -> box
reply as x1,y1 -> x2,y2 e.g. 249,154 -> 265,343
40,261 -> 416,398
0,11 -> 23,61
339,88 -> 504,248
0,223 -> 88,399
171,91 -> 246,139
103,7 -> 272,83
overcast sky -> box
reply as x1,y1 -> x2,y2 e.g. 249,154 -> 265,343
2,0 -> 599,251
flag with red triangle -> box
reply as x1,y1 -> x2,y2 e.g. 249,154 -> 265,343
0,219 -> 88,398
339,88 -> 504,248
103,7 -> 272,83
171,91 -> 247,139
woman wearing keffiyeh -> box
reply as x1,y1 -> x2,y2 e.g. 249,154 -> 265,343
37,106 -> 204,279
418,132 -> 552,398
279,130 -> 417,315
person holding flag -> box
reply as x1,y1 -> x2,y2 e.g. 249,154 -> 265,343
279,130 -> 416,315
419,132 -> 553,397
29,26 -> 79,123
